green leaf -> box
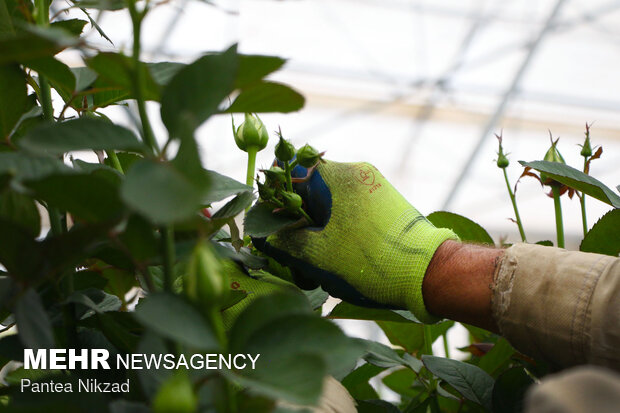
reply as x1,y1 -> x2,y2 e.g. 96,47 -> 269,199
238,313 -> 364,383
72,66 -> 98,91
23,56 -> 76,98
212,191 -> 255,222
427,211 -> 494,245
360,339 -> 409,369
135,332 -> 171,398
203,170 -> 252,205
148,61 -> 185,86
0,188 -> 40,236
477,338 -> 516,377
101,267 -> 138,303
65,288 -> 122,319
19,117 -> 144,155
235,55 -> 286,88
0,152 -> 72,182
161,45 -> 238,137
382,368 -> 422,398
304,287 -> 329,310
520,160 -> 620,208
133,292 -> 219,350
14,289 -> 54,350
377,320 -> 453,355
328,301 -> 421,323
71,0 -> 127,10
80,9 -> 113,46
86,52 -> 160,101
26,172 -> 124,222
121,159 -> 205,224
422,355 -> 494,410
88,311 -> 142,353
0,63 -> 28,139
377,321 -> 424,353
226,82 -> 304,113
104,151 -> 142,172
230,291 -> 311,351
0,25 -> 80,64
341,363 -> 383,400
50,18 -> 88,37
119,214 -> 159,262
225,353 -> 326,406
580,209 -> 620,256
0,1 -> 17,36
491,367 -> 535,413
10,102 -> 42,138
244,202 -> 300,238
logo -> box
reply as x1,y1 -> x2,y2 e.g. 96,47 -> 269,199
354,165 -> 375,186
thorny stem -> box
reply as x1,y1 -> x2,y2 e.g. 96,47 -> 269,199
128,0 -> 159,156
502,169 -> 527,242
580,157 -> 588,237
552,186 -> 565,248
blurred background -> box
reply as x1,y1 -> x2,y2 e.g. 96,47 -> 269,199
55,0 -> 620,398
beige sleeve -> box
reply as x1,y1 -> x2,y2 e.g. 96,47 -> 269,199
492,243 -> 620,371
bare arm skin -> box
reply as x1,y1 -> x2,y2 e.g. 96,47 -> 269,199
422,240 -> 502,333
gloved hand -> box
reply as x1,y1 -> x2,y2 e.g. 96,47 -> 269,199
253,160 -> 458,323
220,260 -> 300,329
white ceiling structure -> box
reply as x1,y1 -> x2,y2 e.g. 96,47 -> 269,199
59,0 -> 620,247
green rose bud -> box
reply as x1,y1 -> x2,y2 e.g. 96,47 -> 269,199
184,241 -> 229,310
296,144 -> 321,168
495,133 -> 509,168
541,137 -> 565,186
262,166 -> 287,187
275,134 -> 296,162
232,113 -> 269,152
257,181 -> 276,201
280,191 -> 302,212
581,124 -> 592,158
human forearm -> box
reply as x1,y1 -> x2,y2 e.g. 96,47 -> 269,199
422,240 -> 502,333
423,241 -> 620,371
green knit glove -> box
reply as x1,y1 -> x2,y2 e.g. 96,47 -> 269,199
254,161 -> 458,323
220,261 -> 299,330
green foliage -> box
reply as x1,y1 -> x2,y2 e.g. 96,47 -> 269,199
520,160 -> 620,208
427,211 -> 494,245
422,355 -> 494,410
134,293 -> 219,350
244,202 -> 300,237
580,208 -> 620,256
